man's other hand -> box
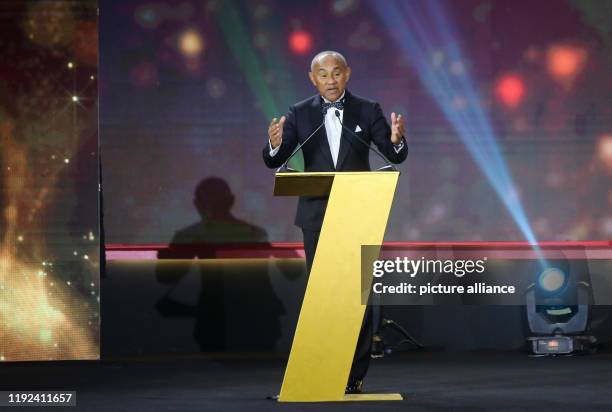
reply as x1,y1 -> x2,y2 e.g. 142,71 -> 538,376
268,116 -> 286,149
390,112 -> 405,144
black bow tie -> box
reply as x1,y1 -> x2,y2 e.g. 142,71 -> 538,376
322,100 -> 344,114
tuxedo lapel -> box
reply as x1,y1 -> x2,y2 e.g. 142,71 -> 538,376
336,92 -> 360,171
308,96 -> 335,170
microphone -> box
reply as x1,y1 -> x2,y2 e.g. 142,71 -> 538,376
276,121 -> 326,172
334,110 -> 398,172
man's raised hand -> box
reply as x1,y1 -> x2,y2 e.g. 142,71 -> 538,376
268,116 -> 286,149
390,112 -> 405,144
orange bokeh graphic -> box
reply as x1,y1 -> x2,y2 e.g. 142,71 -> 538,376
546,44 -> 587,85
598,134 -> 612,174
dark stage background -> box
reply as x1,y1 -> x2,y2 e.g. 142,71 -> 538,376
100,0 -> 612,245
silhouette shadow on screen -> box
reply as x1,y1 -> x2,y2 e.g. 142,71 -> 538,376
155,177 -> 297,352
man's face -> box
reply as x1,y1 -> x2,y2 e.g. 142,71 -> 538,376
308,56 -> 351,102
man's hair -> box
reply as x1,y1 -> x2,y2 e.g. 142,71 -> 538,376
310,50 -> 348,71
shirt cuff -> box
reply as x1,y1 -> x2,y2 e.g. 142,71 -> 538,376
393,139 -> 405,154
269,140 -> 280,157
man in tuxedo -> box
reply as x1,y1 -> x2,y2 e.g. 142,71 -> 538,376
262,50 -> 408,393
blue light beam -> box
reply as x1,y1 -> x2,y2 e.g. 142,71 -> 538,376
370,0 -> 544,261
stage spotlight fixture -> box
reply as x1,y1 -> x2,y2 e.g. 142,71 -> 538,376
526,259 -> 597,355
537,267 -> 567,294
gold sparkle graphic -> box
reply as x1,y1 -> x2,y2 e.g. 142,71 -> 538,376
0,119 -> 98,361
0,1 -> 100,361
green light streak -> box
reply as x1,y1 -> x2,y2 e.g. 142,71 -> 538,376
214,0 -> 304,170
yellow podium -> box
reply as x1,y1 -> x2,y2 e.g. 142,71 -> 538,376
274,171 -> 402,402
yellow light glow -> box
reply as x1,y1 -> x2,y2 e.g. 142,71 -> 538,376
179,29 -> 204,58
0,251 -> 98,360
0,96 -> 98,361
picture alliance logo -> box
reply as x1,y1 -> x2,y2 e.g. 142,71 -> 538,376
372,256 -> 488,278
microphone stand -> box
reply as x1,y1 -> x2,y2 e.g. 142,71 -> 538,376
334,110 -> 399,172
276,121 -> 326,173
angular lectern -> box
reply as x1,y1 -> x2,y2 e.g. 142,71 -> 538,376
274,171 -> 402,402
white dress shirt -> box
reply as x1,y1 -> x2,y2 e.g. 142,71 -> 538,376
321,91 -> 345,167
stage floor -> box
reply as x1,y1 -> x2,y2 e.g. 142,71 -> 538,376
1,351 -> 612,411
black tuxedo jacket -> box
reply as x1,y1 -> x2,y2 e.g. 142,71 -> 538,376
262,90 -> 408,230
